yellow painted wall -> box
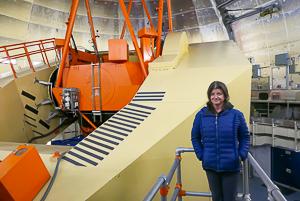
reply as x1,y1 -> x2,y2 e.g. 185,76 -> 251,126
0,67 -> 59,144
0,81 -> 30,142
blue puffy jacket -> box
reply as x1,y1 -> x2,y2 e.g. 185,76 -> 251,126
191,104 -> 250,172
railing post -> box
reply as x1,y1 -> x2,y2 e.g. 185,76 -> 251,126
242,159 -> 251,201
160,181 -> 169,201
176,155 -> 183,201
38,44 -> 47,65
144,175 -> 166,201
3,47 -> 17,78
271,119 -> 275,147
53,41 -> 60,62
294,121 -> 298,151
252,120 -> 256,145
23,44 -> 35,72
40,41 -> 51,68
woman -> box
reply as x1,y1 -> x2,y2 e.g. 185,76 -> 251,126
191,81 -> 250,201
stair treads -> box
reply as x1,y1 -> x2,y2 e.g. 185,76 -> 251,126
100,127 -> 129,137
132,99 -> 163,101
128,103 -> 156,110
122,107 -> 151,115
134,95 -> 164,98
74,146 -> 104,161
21,90 -> 36,101
25,120 -> 37,128
39,119 -> 50,129
63,102 -> 158,167
136,92 -> 165,94
80,142 -> 109,155
115,113 -> 144,121
24,114 -> 36,121
89,133 -> 119,145
68,151 -> 98,166
107,119 -> 137,129
119,110 -> 148,118
63,156 -> 86,167
103,123 -> 133,133
25,104 -> 38,114
94,130 -> 124,141
111,116 -> 140,125
32,130 -> 44,136
85,138 -> 114,150
133,91 -> 165,101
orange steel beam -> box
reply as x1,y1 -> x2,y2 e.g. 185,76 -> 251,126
38,44 -> 47,65
24,45 -> 35,72
55,0 -> 79,88
119,0 -> 148,78
120,0 -> 133,39
40,42 -> 51,68
155,0 -> 164,58
23,44 -> 35,72
167,0 -> 173,32
80,112 -> 97,130
3,47 -> 17,78
52,41 -> 60,61
141,0 -> 155,30
84,0 -> 99,56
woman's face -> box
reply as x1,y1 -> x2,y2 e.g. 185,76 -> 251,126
210,88 -> 225,106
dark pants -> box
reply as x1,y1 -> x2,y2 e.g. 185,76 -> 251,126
206,170 -> 239,201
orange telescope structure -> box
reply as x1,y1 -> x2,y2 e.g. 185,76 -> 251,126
50,0 -> 173,133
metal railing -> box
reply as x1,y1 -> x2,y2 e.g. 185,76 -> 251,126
0,38 -> 60,78
251,118 -> 299,151
144,147 -> 287,201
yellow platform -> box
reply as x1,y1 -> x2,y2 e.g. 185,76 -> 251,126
0,32 -> 251,201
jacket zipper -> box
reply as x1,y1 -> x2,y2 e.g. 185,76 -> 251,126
215,114 -> 219,171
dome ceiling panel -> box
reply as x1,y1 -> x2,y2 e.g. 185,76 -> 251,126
92,17 -> 120,35
172,10 -> 198,30
196,7 -> 219,26
0,0 -> 229,49
0,0 -> 32,22
231,0 -> 300,66
30,4 -> 68,30
193,0 -> 213,9
200,22 -> 228,42
171,0 -> 195,14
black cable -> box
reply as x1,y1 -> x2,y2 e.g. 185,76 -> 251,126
71,34 -> 78,53
28,117 -> 77,143
39,152 -> 66,201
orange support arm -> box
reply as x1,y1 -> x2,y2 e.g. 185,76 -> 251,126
55,0 -> 79,88
80,112 -> 97,130
167,0 -> 173,32
120,0 -> 133,39
155,0 -> 164,58
119,0 -> 148,78
141,0 -> 155,30
84,0 -> 99,56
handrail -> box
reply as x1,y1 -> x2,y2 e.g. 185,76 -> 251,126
0,38 -> 59,78
248,154 -> 287,201
144,147 -> 287,201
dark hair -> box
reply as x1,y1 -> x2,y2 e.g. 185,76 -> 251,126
207,81 -> 229,104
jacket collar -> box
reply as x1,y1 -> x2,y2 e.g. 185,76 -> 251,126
204,102 -> 234,116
